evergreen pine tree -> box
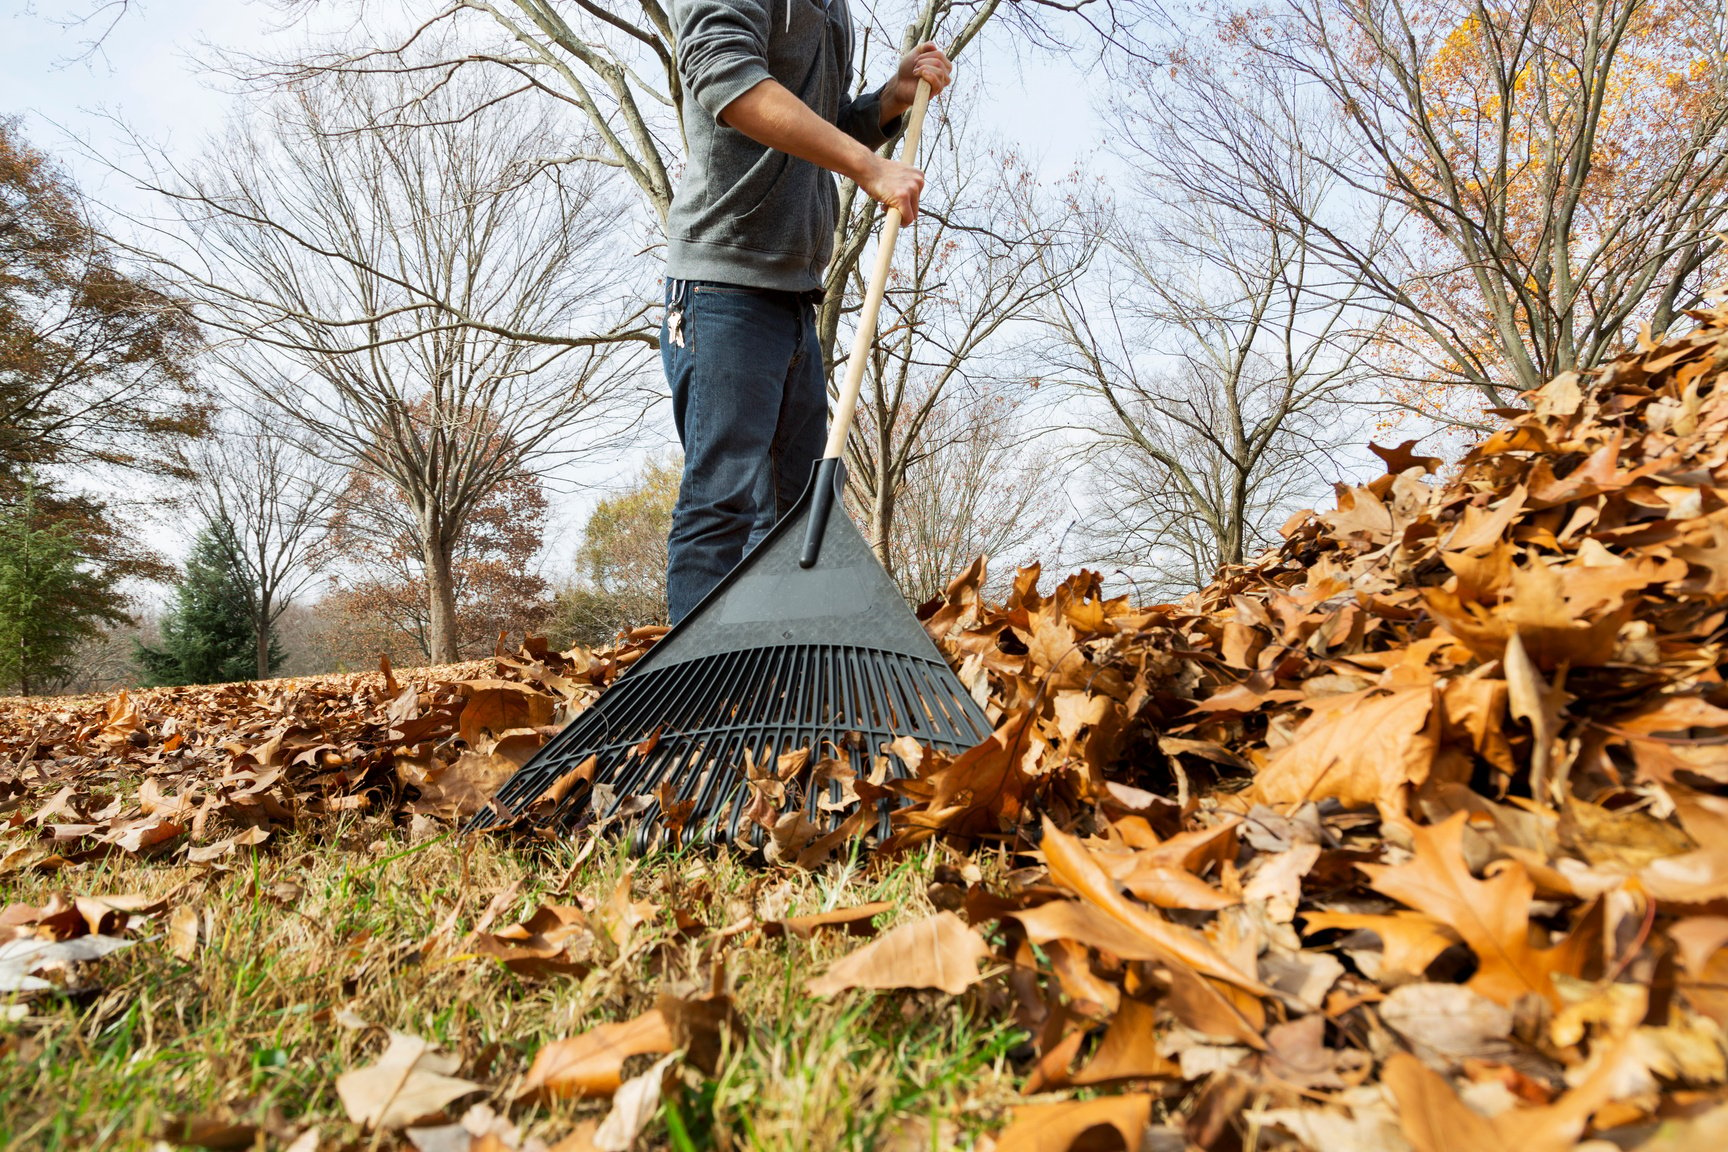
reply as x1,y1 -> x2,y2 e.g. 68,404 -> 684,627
0,482 -> 130,696
136,520 -> 281,686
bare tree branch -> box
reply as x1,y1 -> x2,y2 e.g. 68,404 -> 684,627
834,89 -> 1093,579
1041,133 -> 1378,592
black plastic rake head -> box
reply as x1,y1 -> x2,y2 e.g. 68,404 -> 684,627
466,460 -> 993,851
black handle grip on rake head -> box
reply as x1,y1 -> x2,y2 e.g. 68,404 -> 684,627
798,456 -> 844,568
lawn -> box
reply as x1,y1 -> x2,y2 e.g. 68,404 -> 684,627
2,803 -> 1027,1151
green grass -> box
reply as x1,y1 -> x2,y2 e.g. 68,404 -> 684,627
0,822 -> 1026,1151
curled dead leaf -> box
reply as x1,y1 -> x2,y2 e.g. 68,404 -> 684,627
516,1009 -> 675,1102
806,912 -> 991,998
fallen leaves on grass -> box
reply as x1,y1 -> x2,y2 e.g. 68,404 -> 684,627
336,1031 -> 481,1130
465,902 -> 595,978
516,1009 -> 675,1102
0,633 -> 656,860
806,911 -> 992,997
0,933 -> 131,993
1,889 -> 171,993
15,307 -> 1728,1146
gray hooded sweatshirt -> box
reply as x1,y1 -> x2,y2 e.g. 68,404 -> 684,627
667,0 -> 899,294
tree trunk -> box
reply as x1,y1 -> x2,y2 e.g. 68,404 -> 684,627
870,480 -> 895,574
423,533 -> 461,663
1226,471 -> 1248,568
254,602 -> 272,679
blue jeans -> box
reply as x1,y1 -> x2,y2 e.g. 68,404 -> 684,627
663,278 -> 827,624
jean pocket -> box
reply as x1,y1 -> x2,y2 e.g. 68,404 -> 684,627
690,283 -> 767,296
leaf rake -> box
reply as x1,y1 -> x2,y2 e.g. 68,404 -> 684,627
469,81 -> 990,850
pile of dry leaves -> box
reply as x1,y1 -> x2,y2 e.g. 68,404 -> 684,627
856,302 -> 1728,1146
0,633 -> 665,872
9,304 -> 1728,1148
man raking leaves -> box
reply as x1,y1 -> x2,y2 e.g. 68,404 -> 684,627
469,1 -> 996,846
662,0 -> 950,622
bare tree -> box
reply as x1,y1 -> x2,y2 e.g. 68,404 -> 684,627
1134,0 -> 1728,421
178,407 -> 341,678
840,94 -> 1091,574
144,69 -> 646,662
1043,183 -> 1374,593
861,388 -> 1063,603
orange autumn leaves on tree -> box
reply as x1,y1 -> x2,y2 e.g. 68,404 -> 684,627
1382,0 -> 1728,410
0,119 -> 206,486
325,469 -> 553,665
1417,0 -> 1718,256
1181,0 -> 1728,429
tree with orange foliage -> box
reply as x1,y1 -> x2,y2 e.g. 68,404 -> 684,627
1132,0 -> 1728,424
1,117 -> 204,489
323,470 -> 552,667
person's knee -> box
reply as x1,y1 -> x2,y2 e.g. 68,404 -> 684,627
671,485 -> 756,545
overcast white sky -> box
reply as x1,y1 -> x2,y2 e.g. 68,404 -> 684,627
2,1 -> 1108,579
3,1 -> 1102,224
4,3 -> 285,198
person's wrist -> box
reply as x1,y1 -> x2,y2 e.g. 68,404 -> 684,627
881,79 -> 912,120
847,150 -> 884,190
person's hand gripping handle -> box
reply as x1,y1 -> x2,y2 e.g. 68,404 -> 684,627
800,79 -> 933,569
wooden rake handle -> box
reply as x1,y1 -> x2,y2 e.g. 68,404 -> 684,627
799,79 -> 933,570
824,78 -> 934,460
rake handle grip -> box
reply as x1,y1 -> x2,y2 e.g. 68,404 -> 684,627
822,78 -> 933,463
800,455 -> 845,567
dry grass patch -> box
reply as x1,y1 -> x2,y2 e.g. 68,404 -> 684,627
1,820 -> 1024,1151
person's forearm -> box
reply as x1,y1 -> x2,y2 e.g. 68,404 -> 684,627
720,77 -> 926,220
720,80 -> 880,185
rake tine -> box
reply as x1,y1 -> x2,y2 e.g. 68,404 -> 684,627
683,649 -> 780,824
917,660 -> 973,745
